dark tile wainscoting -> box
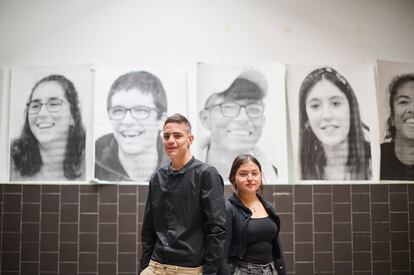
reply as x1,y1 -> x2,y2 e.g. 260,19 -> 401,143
0,184 -> 413,275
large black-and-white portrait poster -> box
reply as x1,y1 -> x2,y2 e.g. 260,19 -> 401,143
287,64 -> 379,183
9,65 -> 93,183
195,62 -> 288,184
0,67 -> 8,181
377,60 -> 414,181
94,66 -> 187,184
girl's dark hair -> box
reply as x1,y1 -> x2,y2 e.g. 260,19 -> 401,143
385,73 -> 414,141
11,74 -> 86,179
228,154 -> 264,194
298,67 -> 371,180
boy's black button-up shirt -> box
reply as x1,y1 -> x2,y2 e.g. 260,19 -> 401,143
140,157 -> 226,275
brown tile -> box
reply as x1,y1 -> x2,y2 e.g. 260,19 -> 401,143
314,213 -> 332,233
314,194 -> 332,213
2,232 -> 20,251
40,252 -> 58,271
22,204 -> 40,222
99,223 -> 117,242
333,223 -> 351,242
409,203 -> 414,221
352,193 -> 370,212
353,252 -> 371,271
391,251 -> 409,270
333,185 -> 350,203
390,212 -> 409,231
60,262 -> 77,275
79,253 -> 97,272
3,213 -> 21,232
60,204 -> 78,223
119,214 -> 137,233
138,186 -> 149,202
41,213 -> 59,232
372,242 -> 390,261
295,223 -> 313,242
99,204 -> 117,223
119,233 -> 137,252
280,233 -> 293,252
371,203 -> 389,222
23,186 -> 41,203
21,223 -> 40,242
315,252 -> 333,272
313,185 -> 332,194
42,185 -> 60,193
373,261 -> 390,275
352,185 -> 369,193
59,243 -> 77,261
314,233 -> 332,252
41,233 -> 59,251
408,185 -> 414,202
120,185 -> 138,194
4,194 -> 21,212
371,185 -> 389,203
391,232 -> 409,251
275,193 -> 293,213
118,253 -> 137,272
79,233 -> 97,252
334,242 -> 352,261
295,262 -> 313,275
1,252 -> 20,271
99,185 -> 118,203
21,242 -> 39,261
282,252 -> 294,273
61,185 -> 79,203
80,185 -> 99,194
353,233 -> 371,251
390,193 -> 408,212
79,214 -> 98,233
99,263 -> 117,275
294,185 -> 312,203
99,243 -> 117,262
334,262 -> 352,275
389,184 -> 407,193
4,185 -> 22,193
80,194 -> 98,213
119,194 -> 138,213
60,223 -> 78,242
41,194 -> 59,212
278,213 -> 293,233
371,222 -> 390,242
21,262 -> 38,275
333,203 -> 351,222
294,203 -> 313,223
352,213 -> 371,231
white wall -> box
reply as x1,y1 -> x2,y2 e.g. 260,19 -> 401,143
1,0 -> 413,66
1,0 -> 414,183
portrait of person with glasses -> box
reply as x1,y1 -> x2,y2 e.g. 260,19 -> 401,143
199,68 -> 279,183
298,67 -> 372,181
10,74 -> 86,181
94,71 -> 169,182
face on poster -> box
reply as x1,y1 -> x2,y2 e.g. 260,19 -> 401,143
377,60 -> 414,181
287,64 -> 379,183
9,65 -> 93,182
94,66 -> 187,183
196,62 -> 288,184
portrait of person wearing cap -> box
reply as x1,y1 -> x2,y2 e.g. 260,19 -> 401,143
199,69 -> 279,183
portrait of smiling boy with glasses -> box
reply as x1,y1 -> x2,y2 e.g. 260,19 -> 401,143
198,64 -> 288,184
94,71 -> 170,182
